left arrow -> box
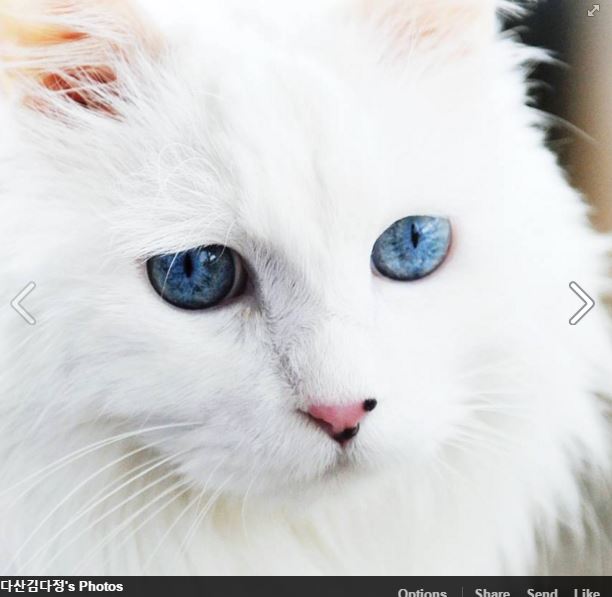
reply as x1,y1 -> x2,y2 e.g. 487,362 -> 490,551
11,282 -> 37,325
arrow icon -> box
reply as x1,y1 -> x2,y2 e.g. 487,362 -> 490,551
588,4 -> 600,16
569,281 -> 595,325
11,282 -> 37,325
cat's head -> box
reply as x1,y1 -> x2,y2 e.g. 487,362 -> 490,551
1,0 -> 609,498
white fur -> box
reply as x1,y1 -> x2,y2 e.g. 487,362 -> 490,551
0,0 -> 610,575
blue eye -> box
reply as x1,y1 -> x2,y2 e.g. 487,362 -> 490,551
372,216 -> 451,281
147,245 -> 247,310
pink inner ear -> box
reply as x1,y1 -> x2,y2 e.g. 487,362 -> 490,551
360,0 -> 495,56
40,65 -> 118,113
1,18 -> 120,114
1,0 -> 160,116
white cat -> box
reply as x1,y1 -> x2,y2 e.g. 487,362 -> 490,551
0,0 -> 610,575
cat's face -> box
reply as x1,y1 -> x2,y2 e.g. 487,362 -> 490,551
2,0 -> 608,498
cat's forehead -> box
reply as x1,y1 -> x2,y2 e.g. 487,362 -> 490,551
126,3 -> 495,263
190,58 -> 472,255
143,49 -> 396,261
226,65 -> 388,245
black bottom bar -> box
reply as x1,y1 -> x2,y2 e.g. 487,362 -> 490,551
1,576 -> 611,597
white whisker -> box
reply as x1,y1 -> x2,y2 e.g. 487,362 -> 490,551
1,423 -> 197,499
178,475 -> 234,560
142,487 -> 203,572
73,479 -> 191,574
7,440 -> 164,573
27,447 -> 193,575
15,446 -> 180,574
240,476 -> 257,543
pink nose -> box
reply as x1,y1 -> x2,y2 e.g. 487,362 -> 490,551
308,399 -> 377,443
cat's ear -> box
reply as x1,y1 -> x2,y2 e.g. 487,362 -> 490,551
0,0 -> 160,116
359,0 -> 508,56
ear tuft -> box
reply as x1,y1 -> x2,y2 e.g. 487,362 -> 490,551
0,0 -> 157,115
360,0 -> 506,57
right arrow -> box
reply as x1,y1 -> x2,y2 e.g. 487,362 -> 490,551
569,281 -> 595,325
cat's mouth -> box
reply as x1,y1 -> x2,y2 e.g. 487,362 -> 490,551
303,412 -> 360,446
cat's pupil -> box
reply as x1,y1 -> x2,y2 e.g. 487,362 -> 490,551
410,224 -> 420,249
183,252 -> 194,278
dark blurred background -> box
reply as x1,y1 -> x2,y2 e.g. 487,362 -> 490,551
507,0 -> 612,231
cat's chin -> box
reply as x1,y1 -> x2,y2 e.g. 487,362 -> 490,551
226,456 -> 382,507
177,437 -> 381,503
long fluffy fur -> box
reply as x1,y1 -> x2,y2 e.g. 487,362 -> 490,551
0,0 -> 610,575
